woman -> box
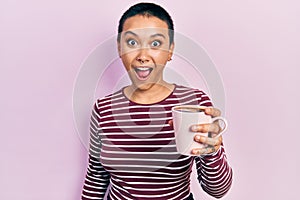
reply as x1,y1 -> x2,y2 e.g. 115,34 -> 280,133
82,2 -> 233,200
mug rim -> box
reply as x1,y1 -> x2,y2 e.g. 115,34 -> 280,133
171,105 -> 208,113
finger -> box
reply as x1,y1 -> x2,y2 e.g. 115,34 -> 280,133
204,107 -> 221,117
190,123 -> 220,133
168,120 -> 173,127
191,145 -> 220,155
194,135 -> 223,146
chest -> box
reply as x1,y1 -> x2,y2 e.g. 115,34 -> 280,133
98,104 -> 193,174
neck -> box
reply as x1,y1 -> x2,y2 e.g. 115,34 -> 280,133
124,81 -> 175,104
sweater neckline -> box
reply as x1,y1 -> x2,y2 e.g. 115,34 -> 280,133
121,84 -> 177,106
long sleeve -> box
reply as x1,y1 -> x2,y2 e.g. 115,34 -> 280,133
81,103 -> 111,200
195,144 -> 233,198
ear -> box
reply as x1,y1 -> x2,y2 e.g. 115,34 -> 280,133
168,42 -> 175,61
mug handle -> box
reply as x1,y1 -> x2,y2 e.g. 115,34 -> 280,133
211,117 -> 228,138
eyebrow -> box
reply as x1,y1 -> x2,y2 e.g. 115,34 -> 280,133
124,31 -> 166,39
150,33 -> 166,39
124,31 -> 138,37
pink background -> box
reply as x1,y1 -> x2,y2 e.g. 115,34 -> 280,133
1,0 -> 299,199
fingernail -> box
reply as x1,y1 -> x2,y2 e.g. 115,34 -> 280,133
191,125 -> 197,132
192,149 -> 198,155
195,135 -> 201,141
205,107 -> 210,113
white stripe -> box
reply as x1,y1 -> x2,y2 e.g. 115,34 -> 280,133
82,188 -> 105,195
112,172 -> 190,180
199,100 -> 212,105
92,109 -> 101,121
99,117 -> 172,125
87,168 -> 107,176
111,178 -> 183,185
101,161 -> 191,170
101,149 -> 179,155
101,130 -> 174,136
107,168 -> 191,176
85,175 -> 108,184
101,143 -> 176,148
89,148 -> 100,156
100,110 -> 171,118
169,92 -> 203,100
81,193 -> 103,199
98,94 -> 124,105
101,137 -> 175,142
100,155 -> 189,163
84,182 -> 107,189
90,125 -> 97,134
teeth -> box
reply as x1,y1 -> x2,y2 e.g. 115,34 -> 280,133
136,67 -> 150,71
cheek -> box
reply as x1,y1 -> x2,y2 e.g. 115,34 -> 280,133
121,53 -> 136,71
151,50 -> 169,63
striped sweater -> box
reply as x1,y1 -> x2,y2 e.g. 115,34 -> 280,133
82,84 -> 233,200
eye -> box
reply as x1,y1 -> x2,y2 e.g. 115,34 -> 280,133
151,40 -> 161,47
127,39 -> 138,46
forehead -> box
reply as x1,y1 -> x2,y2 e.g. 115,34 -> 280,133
122,15 -> 169,36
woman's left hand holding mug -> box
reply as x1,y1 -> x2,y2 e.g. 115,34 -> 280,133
190,107 -> 225,156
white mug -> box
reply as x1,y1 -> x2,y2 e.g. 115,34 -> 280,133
172,105 -> 227,156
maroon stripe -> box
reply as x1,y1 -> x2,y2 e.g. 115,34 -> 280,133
101,132 -> 174,139
109,181 -> 133,198
102,145 -> 177,153
110,175 -> 187,183
101,126 -> 173,133
108,170 -> 191,179
100,119 -> 169,127
100,151 -> 183,160
100,159 -> 191,169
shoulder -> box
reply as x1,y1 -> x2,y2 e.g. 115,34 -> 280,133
174,84 -> 213,106
174,84 -> 208,96
94,88 -> 125,110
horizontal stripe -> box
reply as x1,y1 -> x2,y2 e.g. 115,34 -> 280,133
101,150 -> 179,156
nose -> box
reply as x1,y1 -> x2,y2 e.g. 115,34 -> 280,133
136,48 -> 150,64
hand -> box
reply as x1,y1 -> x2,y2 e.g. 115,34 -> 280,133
190,107 -> 224,156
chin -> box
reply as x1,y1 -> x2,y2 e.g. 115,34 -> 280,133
133,82 -> 155,91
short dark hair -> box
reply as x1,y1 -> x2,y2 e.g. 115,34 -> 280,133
117,2 -> 174,45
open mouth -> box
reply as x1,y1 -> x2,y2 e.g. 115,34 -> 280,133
134,66 -> 153,80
